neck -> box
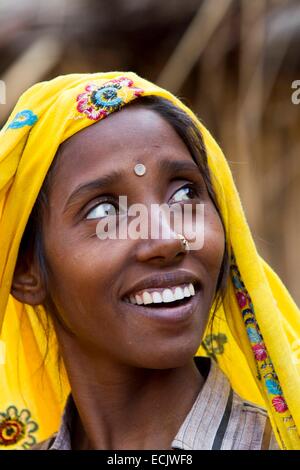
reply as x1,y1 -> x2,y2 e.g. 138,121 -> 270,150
58,339 -> 205,450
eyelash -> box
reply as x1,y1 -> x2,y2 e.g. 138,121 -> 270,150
83,196 -> 116,219
84,181 -> 203,220
169,182 -> 203,204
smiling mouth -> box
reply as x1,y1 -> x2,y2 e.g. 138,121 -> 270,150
123,282 -> 199,309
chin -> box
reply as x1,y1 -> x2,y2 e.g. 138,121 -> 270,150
131,339 -> 202,370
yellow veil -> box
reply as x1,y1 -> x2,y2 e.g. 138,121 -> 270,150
0,72 -> 300,450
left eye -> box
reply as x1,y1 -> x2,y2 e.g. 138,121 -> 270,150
86,202 -> 117,220
170,185 -> 198,203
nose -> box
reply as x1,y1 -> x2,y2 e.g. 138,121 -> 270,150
136,233 -> 187,265
131,200 -> 189,265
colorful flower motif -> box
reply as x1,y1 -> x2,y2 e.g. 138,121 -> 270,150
232,275 -> 243,289
246,327 -> 262,344
235,291 -> 247,308
8,109 -> 38,129
76,77 -> 144,121
272,396 -> 288,413
252,343 -> 267,361
0,406 -> 38,449
266,378 -> 282,396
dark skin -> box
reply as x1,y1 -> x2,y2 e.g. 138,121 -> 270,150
11,106 -> 225,450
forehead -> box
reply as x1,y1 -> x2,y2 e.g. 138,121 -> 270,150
49,105 -> 193,196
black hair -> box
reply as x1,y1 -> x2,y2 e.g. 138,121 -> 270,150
18,95 -> 230,366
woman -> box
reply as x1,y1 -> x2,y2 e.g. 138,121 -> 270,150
0,73 -> 299,450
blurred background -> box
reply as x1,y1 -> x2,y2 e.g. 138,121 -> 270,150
0,0 -> 299,303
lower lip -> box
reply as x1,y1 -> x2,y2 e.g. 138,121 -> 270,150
120,290 -> 201,325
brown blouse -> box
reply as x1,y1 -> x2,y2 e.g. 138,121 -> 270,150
31,357 -> 280,450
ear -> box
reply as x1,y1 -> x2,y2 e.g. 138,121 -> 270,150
11,249 -> 47,306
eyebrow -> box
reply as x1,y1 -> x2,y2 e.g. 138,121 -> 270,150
63,170 -> 123,213
158,159 -> 199,175
63,159 -> 200,213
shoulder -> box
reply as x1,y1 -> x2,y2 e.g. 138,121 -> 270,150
229,392 -> 280,450
29,434 -> 57,450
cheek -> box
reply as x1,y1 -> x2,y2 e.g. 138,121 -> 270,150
199,206 -> 225,284
43,230 -> 126,320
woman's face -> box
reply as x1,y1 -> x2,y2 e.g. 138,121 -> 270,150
41,105 -> 225,369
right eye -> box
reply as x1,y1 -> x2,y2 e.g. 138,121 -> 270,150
86,201 -> 117,220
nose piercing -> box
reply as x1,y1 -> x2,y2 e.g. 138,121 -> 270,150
177,234 -> 190,252
134,163 -> 146,176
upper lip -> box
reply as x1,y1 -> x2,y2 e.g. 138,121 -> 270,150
121,271 -> 201,299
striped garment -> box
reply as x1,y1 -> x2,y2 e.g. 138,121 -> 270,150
32,357 -> 280,450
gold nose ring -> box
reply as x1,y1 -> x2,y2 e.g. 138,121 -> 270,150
177,234 -> 190,252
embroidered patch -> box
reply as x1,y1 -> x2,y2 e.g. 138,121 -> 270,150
0,406 -> 38,449
230,254 -> 294,428
8,109 -> 38,129
76,77 -> 144,121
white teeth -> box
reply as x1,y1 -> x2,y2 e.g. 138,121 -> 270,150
152,291 -> 163,303
189,283 -> 195,296
128,283 -> 197,305
135,294 -> 143,305
162,288 -> 175,303
142,292 -> 153,304
174,287 -> 184,300
183,286 -> 191,297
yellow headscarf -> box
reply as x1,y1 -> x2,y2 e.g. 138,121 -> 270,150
0,72 -> 300,450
